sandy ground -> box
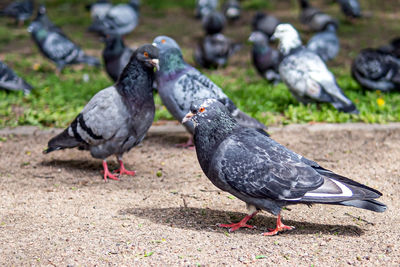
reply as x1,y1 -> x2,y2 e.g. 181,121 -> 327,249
0,123 -> 399,266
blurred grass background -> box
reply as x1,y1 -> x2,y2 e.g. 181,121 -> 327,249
0,0 -> 399,128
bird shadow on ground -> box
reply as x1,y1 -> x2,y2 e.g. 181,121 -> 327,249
119,207 -> 364,237
39,159 -> 105,172
145,132 -> 192,146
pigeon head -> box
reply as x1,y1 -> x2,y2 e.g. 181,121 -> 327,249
271,23 -> 302,55
37,4 -> 47,16
182,98 -> 237,129
248,31 -> 269,46
158,47 -> 185,73
134,44 -> 160,71
152,36 -> 181,53
129,0 -> 140,11
202,11 -> 226,34
103,35 -> 125,54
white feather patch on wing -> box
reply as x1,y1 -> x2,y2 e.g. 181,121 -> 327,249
304,179 -> 353,198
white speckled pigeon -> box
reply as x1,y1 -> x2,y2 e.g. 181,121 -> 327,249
183,98 -> 386,235
306,23 -> 340,62
28,5 -> 101,73
0,60 -> 33,94
195,0 -> 218,19
85,0 -> 112,20
298,0 -> 338,32
272,24 -> 358,114
202,11 -> 226,35
88,0 -> 139,36
44,44 -> 159,181
222,0 -> 240,22
0,0 -> 33,26
251,12 -> 280,38
102,34 -> 134,82
194,33 -> 241,69
336,0 -> 361,18
153,35 -> 266,147
352,48 -> 400,92
248,31 -> 281,84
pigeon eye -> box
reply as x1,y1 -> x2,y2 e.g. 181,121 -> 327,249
161,39 -> 166,44
199,107 -> 205,113
143,52 -> 149,57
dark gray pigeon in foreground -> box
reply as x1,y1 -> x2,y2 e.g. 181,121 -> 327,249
194,33 -> 241,69
0,0 -> 33,26
352,48 -> 400,92
251,12 -> 280,38
0,60 -> 33,94
222,0 -> 241,22
153,36 -> 266,147
249,31 -> 281,84
85,0 -> 112,20
102,34 -> 134,82
298,0 -> 338,32
28,6 -> 100,73
336,0 -> 361,18
202,11 -> 226,35
88,0 -> 139,36
306,23 -> 340,62
183,98 -> 386,235
272,24 -> 358,114
195,0 -> 218,19
43,44 -> 159,181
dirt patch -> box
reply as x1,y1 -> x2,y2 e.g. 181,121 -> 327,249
0,125 -> 399,265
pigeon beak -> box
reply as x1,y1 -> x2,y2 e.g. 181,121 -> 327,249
149,59 -> 160,71
248,32 -> 256,42
182,112 -> 194,124
152,42 -> 157,47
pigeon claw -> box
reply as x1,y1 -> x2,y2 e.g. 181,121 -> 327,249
113,160 -> 136,177
175,137 -> 195,150
262,214 -> 294,236
102,160 -> 120,181
217,222 -> 256,232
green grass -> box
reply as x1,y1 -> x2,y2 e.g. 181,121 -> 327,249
0,0 -> 399,129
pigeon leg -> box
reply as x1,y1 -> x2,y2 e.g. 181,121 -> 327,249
113,157 -> 136,177
262,213 -> 294,236
102,160 -> 119,181
176,136 -> 195,150
217,211 -> 258,232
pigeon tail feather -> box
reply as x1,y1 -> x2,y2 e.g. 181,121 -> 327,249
76,53 -> 101,67
43,129 -> 83,154
233,109 -> 267,131
338,199 -> 387,213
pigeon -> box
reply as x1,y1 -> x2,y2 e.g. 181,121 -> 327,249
43,44 -> 159,181
194,33 -> 241,69
0,60 -> 33,94
222,0 -> 241,22
306,23 -> 340,62
28,5 -> 101,73
183,98 -> 386,235
195,0 -> 218,19
378,37 -> 400,58
336,0 -> 361,18
272,24 -> 358,114
202,11 -> 226,35
153,36 -> 266,147
32,5 -> 61,33
102,34 -> 134,82
0,0 -> 34,26
251,12 -> 280,38
85,0 -> 112,20
298,0 -> 338,32
248,31 -> 281,84
88,0 -> 140,36
351,48 -> 400,92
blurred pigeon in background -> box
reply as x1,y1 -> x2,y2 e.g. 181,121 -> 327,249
85,0 -> 112,20
222,0 -> 241,22
202,11 -> 226,35
306,23 -> 340,62
28,5 -> 101,73
183,98 -> 386,235
102,34 -> 134,82
272,24 -> 358,114
298,0 -> 338,32
252,12 -> 280,38
88,0 -> 140,36
0,60 -> 33,94
0,0 -> 34,26
195,0 -> 218,19
248,31 -> 281,84
153,36 -> 266,147
194,33 -> 241,69
352,48 -> 400,92
378,37 -> 400,58
43,44 -> 159,181
336,0 -> 362,18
